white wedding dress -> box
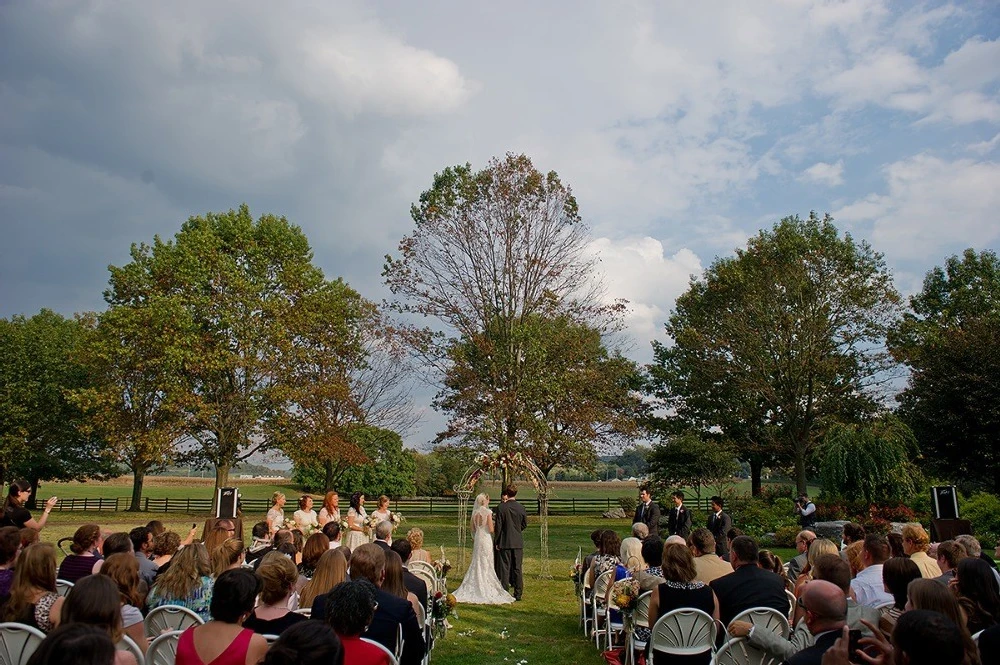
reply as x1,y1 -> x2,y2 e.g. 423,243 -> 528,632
453,506 -> 515,604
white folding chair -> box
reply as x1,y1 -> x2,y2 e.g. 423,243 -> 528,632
293,607 -> 311,617
409,561 -> 437,579
55,579 -> 74,597
590,570 -> 615,648
262,634 -> 280,644
410,568 -> 437,610
361,637 -> 400,665
873,600 -> 895,611
116,635 -> 145,665
581,575 -> 594,636
647,608 -> 717,665
712,637 -> 783,665
0,622 -> 46,665
143,604 -> 204,638
628,591 -> 653,660
394,623 -> 404,662
728,607 -> 790,639
145,630 -> 182,665
603,575 -> 634,652
785,590 -> 796,621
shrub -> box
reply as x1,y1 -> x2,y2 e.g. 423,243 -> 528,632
724,490 -> 797,541
960,492 -> 1000,548
772,526 -> 800,548
618,496 -> 638,514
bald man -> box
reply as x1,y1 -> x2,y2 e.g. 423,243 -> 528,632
783,580 -> 848,665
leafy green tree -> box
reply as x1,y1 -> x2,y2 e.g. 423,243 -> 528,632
646,213 -> 901,494
105,205 -> 337,500
296,425 -> 416,497
819,415 -> 922,503
890,249 -> 1000,492
647,432 -> 740,502
411,446 -> 479,496
384,154 -> 628,484
72,305 -> 188,511
0,310 -> 114,505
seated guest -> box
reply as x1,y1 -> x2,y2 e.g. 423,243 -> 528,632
210,538 -> 245,577
146,543 -> 214,621
953,556 -> 1000,635
251,529 -> 293,570
390,538 -> 429,611
151,531 -> 180,575
955,534 -> 999,573
711,536 -> 789,626
406,528 -> 431,564
384,550 -> 422,620
824,611 -> 967,665
724,528 -> 744,562
783,580 -> 847,665
840,523 -> 865,553
878,557 -> 921,635
261,620 -> 342,665
979,623 -> 1000,665
25,623 -> 116,665
298,549 -> 347,611
886,533 -> 905,559
588,530 -> 622,586
202,523 -> 235,560
0,526 -> 21,599
905,579 -> 979,665
243,554 -> 307,636
793,539 -> 839,599
646,543 -> 719,665
93,533 -> 132,574
2,543 -> 63,631
690,528 -> 733,584
175,569 -> 269,665
128,527 -> 158,587
902,524 -> 941,578
731,555 -> 878,661
843,541 -> 865,578
373,521 -> 393,551
787,531 -> 816,582
326,579 -> 392,665
57,524 -> 104,583
98,553 -> 148,653
636,537 -> 665,592
245,521 -> 272,563
758,550 -> 790,590
934,539 -> 967,584
322,521 -> 342,550
583,529 -> 605,576
604,538 -> 644,632
298,533 -> 331,583
851,535 -> 893,608
312,544 -> 424,664
60,575 -> 138,665
632,522 -> 649,540
19,528 -> 39,549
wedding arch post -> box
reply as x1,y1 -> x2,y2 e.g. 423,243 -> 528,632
454,451 -> 551,579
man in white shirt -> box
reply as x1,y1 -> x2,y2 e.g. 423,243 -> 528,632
850,534 -> 893,607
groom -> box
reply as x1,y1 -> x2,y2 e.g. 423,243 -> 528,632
494,484 -> 528,601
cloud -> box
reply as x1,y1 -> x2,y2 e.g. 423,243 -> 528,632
800,160 -> 845,186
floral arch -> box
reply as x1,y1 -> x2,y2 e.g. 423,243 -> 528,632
454,451 -> 551,578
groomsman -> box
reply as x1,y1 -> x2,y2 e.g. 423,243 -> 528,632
667,491 -> 692,539
632,488 -> 661,539
707,496 -> 733,558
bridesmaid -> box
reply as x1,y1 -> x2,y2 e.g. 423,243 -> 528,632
342,492 -> 368,551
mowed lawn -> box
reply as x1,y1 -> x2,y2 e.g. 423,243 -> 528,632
38,508 -> 798,665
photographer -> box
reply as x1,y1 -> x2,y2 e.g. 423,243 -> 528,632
796,494 -> 817,529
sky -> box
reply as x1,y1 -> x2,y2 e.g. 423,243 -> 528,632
1,1 -> 998,452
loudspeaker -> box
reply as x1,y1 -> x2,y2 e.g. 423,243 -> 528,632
931,486 -> 959,520
931,519 -> 971,542
217,487 -> 239,519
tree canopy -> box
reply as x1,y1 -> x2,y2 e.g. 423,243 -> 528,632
646,213 -> 902,494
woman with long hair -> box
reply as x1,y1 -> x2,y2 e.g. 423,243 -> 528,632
343,492 -> 368,551
146,542 -> 214,621
384,549 -> 422,619
211,538 -> 246,577
954,556 -> 1000,635
758,550 -> 791,590
317,492 -> 340,527
298,533 -> 330,582
647,543 -> 719,664
175,569 -> 269,665
452,493 -> 515,605
298,548 -> 347,610
151,531 -> 181,570
2,542 -> 64,631
1,480 -> 58,530
406,527 -> 431,564
98,553 -> 148,653
370,495 -> 392,527
57,524 -> 104,583
906,578 -> 980,665
603,537 -> 644,635
879,556 -> 921,635
587,529 -> 622,586
242,554 -> 307,636
60,575 -> 137,665
267,492 -> 286,537
293,496 -> 318,531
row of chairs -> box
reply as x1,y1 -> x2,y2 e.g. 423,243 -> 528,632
407,560 -> 447,665
582,569 -> 796,665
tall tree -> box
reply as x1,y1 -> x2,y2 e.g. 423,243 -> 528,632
384,154 -> 628,482
890,249 -> 1000,492
819,415 -> 922,503
72,305 -> 187,511
105,204 -> 334,500
0,310 -> 113,505
647,432 -> 740,502
646,213 -> 901,494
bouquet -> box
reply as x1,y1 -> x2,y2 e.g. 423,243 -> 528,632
433,546 -> 452,577
431,591 -> 458,639
609,577 -> 641,632
390,511 -> 405,531
570,562 -> 585,597
365,513 -> 381,532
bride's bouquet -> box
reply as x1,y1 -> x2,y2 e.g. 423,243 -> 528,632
431,591 -> 458,639
609,577 -> 641,632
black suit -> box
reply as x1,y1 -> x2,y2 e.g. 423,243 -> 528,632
667,504 -> 692,538
783,630 -> 842,665
710,564 -> 790,627
494,498 -> 528,599
632,501 -> 661,538
707,510 -> 733,557
312,585 -> 425,665
374,539 -> 392,553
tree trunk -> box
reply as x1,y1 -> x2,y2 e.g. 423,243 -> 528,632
794,447 -> 807,496
214,463 -> 231,513
26,477 -> 39,511
324,461 -> 334,493
749,458 -> 763,496
128,466 -> 146,512
0,467 -> 6,496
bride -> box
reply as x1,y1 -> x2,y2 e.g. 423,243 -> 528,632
453,493 -> 515,604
